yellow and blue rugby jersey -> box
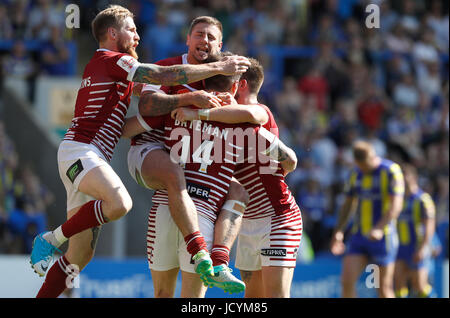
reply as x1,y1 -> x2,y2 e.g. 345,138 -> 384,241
344,158 -> 405,237
397,189 -> 435,247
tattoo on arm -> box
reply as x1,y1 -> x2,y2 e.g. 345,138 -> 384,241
133,64 -> 189,86
276,143 -> 290,161
139,92 -> 181,116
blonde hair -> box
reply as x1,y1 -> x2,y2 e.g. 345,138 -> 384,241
91,5 -> 134,43
352,140 -> 375,162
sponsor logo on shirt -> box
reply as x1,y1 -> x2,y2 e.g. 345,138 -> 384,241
117,55 -> 137,73
187,182 -> 210,200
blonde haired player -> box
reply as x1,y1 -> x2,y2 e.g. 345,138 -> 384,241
330,141 -> 404,298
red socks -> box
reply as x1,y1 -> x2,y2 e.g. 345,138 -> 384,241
211,245 -> 230,266
61,200 -> 106,238
184,231 -> 208,256
36,256 -> 76,298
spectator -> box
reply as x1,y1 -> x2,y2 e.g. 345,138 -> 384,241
392,73 -> 420,109
27,0 -> 65,41
0,4 -> 12,40
417,61 -> 442,98
399,0 -> 421,36
143,10 -> 178,62
275,76 -> 303,127
297,174 -> 330,252
329,98 -> 361,147
357,82 -> 389,132
40,26 -> 70,76
309,125 -> 338,187
297,64 -> 329,111
1,40 -> 38,101
379,0 -> 399,34
386,105 -> 423,161
425,0 -> 449,53
385,23 -> 412,54
10,0 -> 29,40
384,53 -> 412,96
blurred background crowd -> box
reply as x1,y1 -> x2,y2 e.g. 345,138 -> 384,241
0,119 -> 53,254
0,0 -> 448,258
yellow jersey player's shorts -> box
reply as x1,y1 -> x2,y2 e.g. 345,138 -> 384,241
346,230 -> 399,266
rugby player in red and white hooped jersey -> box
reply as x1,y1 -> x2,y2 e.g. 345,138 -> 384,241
171,58 -> 302,298
123,17 -> 251,297
30,5 -> 251,298
123,68 -> 290,297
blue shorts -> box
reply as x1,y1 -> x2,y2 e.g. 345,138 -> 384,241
346,232 -> 399,266
396,244 -> 429,270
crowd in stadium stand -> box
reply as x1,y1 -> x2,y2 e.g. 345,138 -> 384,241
0,0 -> 448,257
0,120 -> 53,254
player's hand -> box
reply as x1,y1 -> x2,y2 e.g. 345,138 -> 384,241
330,231 -> 346,256
190,90 -> 222,109
413,247 -> 426,263
216,55 -> 250,75
368,228 -> 384,241
171,107 -> 197,122
215,92 -> 238,107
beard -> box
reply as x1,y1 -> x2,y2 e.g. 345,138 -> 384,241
118,36 -> 138,59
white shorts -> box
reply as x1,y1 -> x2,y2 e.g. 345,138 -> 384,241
235,210 -> 303,270
57,140 -> 109,211
147,203 -> 214,273
127,143 -> 165,189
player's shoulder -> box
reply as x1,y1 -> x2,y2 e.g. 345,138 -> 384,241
349,167 -> 361,179
418,189 -> 433,204
154,55 -> 183,66
256,103 -> 271,112
256,103 -> 278,132
380,158 -> 401,173
95,49 -> 132,60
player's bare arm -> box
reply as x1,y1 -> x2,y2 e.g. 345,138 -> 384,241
171,104 -> 268,125
121,116 -> 146,138
139,90 -> 222,116
275,140 -> 297,175
258,129 -> 298,175
334,196 -> 358,234
132,56 -> 250,86
330,196 -> 358,255
415,214 -> 435,262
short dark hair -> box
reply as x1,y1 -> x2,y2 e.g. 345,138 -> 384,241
241,57 -> 264,94
204,51 -> 240,92
91,5 -> 134,43
188,16 -> 223,38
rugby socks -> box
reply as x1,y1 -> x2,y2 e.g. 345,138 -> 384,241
60,200 -> 106,240
419,284 -> 433,298
184,231 -> 208,257
395,287 -> 409,298
211,245 -> 230,266
36,256 -> 76,298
